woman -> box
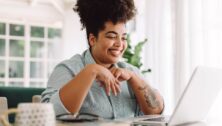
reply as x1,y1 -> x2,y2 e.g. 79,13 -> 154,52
41,0 -> 164,119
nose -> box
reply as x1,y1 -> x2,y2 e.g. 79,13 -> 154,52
114,37 -> 122,47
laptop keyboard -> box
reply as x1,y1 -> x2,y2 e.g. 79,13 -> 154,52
143,116 -> 167,122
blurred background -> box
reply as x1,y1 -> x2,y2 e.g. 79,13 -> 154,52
0,0 -> 222,116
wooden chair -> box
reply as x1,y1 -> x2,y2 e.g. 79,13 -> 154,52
32,95 -> 41,103
0,97 -> 8,126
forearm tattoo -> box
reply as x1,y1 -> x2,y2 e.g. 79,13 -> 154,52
138,85 -> 160,109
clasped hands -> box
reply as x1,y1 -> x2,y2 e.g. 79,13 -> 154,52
93,64 -> 133,96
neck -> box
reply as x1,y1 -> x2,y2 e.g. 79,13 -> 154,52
90,49 -> 112,68
94,58 -> 112,68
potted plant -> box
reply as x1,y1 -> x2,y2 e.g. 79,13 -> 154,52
123,34 -> 151,74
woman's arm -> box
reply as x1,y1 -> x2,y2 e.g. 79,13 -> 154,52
128,73 -> 164,114
110,67 -> 164,114
60,64 -> 120,114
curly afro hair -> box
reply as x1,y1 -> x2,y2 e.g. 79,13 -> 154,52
73,0 -> 136,41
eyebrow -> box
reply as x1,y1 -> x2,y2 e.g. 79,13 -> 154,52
105,31 -> 127,36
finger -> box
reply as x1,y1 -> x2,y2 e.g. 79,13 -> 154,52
110,81 -> 117,96
114,69 -> 122,79
113,78 -> 121,94
105,81 -> 110,96
114,83 -> 121,93
115,79 -> 120,85
109,77 -> 117,96
118,78 -> 125,81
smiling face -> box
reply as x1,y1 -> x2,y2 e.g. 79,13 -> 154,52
89,21 -> 127,68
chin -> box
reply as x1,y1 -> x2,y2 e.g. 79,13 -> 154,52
108,57 -> 120,64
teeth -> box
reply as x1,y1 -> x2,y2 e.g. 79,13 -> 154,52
109,50 -> 121,56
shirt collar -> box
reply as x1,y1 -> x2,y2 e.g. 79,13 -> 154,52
83,49 -> 96,65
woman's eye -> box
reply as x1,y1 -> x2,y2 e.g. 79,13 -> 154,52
122,37 -> 127,41
106,36 -> 117,39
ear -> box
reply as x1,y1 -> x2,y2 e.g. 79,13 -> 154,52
89,33 -> 96,47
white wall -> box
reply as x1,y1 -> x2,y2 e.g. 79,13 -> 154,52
62,9 -> 87,60
0,1 -> 63,25
143,0 -> 174,114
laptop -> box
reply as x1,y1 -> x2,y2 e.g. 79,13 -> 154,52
132,66 -> 222,126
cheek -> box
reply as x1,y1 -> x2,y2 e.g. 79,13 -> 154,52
123,42 -> 127,50
102,41 -> 114,49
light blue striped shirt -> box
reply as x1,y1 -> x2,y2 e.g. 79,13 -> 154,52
41,49 -> 144,119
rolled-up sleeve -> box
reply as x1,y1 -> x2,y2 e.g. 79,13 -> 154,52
41,64 -> 74,116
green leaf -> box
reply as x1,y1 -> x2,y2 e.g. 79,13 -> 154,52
122,35 -> 151,73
